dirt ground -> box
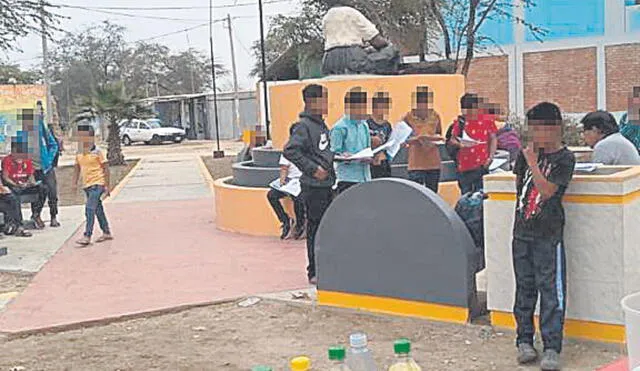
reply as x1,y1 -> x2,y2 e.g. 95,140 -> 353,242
0,299 -> 622,371
55,160 -> 138,206
202,156 -> 235,180
0,272 -> 33,293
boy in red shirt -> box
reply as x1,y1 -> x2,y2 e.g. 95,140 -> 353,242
447,94 -> 498,194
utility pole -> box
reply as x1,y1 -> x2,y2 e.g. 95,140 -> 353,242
209,0 -> 224,158
40,0 -> 52,125
226,14 -> 241,139
154,74 -> 160,96
258,0 -> 271,140
186,33 -> 196,94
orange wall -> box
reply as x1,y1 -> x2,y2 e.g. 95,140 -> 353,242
268,75 -> 466,149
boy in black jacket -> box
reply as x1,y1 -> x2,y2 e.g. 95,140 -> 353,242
283,84 -> 335,285
512,102 -> 576,371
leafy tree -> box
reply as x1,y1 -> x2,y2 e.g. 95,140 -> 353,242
74,81 -> 153,166
0,62 -> 41,83
0,0 -> 60,52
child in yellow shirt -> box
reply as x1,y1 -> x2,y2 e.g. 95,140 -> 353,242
72,124 -> 113,246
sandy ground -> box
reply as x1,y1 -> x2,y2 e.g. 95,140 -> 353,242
202,156 -> 235,181
0,272 -> 33,293
0,299 -> 622,371
56,160 -> 138,207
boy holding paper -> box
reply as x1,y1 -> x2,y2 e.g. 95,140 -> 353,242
447,93 -> 498,194
331,87 -> 372,194
367,92 -> 393,179
404,86 -> 443,193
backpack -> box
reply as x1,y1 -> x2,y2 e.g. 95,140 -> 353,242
455,191 -> 486,273
445,116 -> 465,162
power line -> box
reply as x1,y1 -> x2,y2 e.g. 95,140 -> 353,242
54,5 -> 210,22
52,0 -> 292,11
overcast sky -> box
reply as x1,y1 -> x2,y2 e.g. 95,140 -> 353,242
4,0 -> 302,91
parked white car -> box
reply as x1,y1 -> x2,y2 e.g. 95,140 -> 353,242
119,119 -> 186,146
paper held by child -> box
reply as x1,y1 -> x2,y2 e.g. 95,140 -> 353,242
334,147 -> 375,162
458,131 -> 486,147
269,178 -> 302,197
386,121 -> 414,159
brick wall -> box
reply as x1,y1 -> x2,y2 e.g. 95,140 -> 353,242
464,55 -> 509,113
523,48 -> 597,113
605,43 -> 640,112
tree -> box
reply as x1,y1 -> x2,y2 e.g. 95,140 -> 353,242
0,63 -> 41,84
0,0 -> 60,52
50,21 -> 226,125
74,82 -> 153,166
427,0 -> 545,75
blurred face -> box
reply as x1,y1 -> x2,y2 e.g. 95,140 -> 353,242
308,90 -> 329,116
346,101 -> 368,120
413,92 -> 433,116
372,101 -> 390,119
462,107 -> 479,120
527,123 -> 562,150
583,126 -> 604,148
78,130 -> 95,147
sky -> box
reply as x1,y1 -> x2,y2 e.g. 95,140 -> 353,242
4,0 -> 303,91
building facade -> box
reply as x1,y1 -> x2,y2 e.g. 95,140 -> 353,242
465,0 -> 640,116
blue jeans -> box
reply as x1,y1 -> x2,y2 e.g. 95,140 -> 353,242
84,185 -> 110,238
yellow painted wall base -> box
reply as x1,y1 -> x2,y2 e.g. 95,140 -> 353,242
214,178 -> 462,237
318,290 -> 469,324
490,311 -> 626,344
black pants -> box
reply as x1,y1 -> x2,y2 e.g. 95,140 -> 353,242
33,169 -> 59,219
0,193 -> 23,227
458,167 -> 487,195
513,237 -> 567,353
336,181 -> 359,195
371,161 -> 392,179
267,189 -> 306,225
302,185 -> 333,280
408,169 -> 440,193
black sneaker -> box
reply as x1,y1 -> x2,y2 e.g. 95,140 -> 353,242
280,219 -> 292,240
293,220 -> 306,240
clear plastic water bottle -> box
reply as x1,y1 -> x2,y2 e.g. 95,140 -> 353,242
252,367 -> 273,371
290,356 -> 311,371
329,346 -> 352,371
387,339 -> 422,371
346,333 -> 378,371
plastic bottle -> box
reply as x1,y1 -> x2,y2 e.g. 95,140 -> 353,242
387,339 -> 422,371
346,333 -> 378,371
252,367 -> 273,371
290,356 -> 311,371
329,346 -> 352,371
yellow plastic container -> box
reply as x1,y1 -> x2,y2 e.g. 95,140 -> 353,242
290,356 -> 311,371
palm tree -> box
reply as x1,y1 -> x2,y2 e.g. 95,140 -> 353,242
75,81 -> 153,166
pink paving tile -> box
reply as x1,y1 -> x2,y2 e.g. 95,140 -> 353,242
0,198 -> 308,334
597,358 -> 628,371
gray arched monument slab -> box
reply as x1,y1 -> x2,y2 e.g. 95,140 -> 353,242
316,178 -> 478,316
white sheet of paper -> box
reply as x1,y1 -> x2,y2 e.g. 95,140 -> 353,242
574,163 -> 602,173
386,121 -> 414,159
269,178 -> 302,197
372,139 -> 396,155
335,147 -> 374,161
489,158 -> 508,172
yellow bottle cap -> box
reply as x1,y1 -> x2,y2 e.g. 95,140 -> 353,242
290,356 -> 311,370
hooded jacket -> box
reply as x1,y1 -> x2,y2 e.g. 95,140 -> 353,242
283,111 -> 335,188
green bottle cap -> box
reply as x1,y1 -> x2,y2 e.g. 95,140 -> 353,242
252,367 -> 273,371
329,346 -> 346,361
394,338 -> 411,354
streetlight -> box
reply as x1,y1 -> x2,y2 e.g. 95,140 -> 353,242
210,0 -> 224,158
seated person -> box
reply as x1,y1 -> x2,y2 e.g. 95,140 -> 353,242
582,110 -> 640,166
0,183 -> 32,237
2,138 -> 42,199
321,0 -> 399,75
331,88 -> 372,194
620,86 -> 640,154
267,124 -> 306,240
367,92 -> 393,179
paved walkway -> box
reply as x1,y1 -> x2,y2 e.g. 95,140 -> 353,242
0,154 -> 307,334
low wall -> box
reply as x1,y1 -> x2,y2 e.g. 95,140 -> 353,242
214,177 -> 461,237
